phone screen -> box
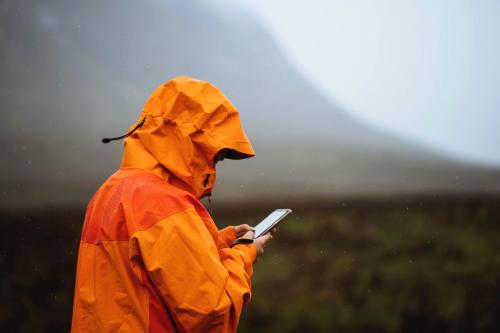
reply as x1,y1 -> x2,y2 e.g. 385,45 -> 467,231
254,209 -> 292,238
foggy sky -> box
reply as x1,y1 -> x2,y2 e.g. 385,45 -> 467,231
240,0 -> 500,166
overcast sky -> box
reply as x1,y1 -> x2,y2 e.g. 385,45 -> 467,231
238,0 -> 500,166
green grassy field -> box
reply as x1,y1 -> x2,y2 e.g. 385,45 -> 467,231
1,195 -> 499,332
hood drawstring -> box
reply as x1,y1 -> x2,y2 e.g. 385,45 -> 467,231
102,118 -> 146,143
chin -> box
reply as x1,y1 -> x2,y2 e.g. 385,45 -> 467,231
200,190 -> 212,199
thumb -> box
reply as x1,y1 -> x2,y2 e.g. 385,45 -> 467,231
242,230 -> 255,239
241,224 -> 254,231
236,224 -> 254,235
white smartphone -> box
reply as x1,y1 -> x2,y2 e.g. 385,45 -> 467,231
253,208 -> 292,239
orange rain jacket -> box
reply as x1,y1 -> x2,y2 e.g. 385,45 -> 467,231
71,76 -> 257,333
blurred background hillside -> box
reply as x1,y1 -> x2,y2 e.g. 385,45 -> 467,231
1,0 -> 499,332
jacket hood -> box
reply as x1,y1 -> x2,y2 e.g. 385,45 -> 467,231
120,76 -> 255,198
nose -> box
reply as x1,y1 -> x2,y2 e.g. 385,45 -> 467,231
203,174 -> 210,187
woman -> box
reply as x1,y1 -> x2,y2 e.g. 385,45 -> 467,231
71,76 -> 274,332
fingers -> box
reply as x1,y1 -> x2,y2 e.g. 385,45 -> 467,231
241,230 -> 255,239
234,224 -> 255,237
254,232 -> 274,257
263,228 -> 277,239
272,226 -> 279,234
260,232 -> 273,243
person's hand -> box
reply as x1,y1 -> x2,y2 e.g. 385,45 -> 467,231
234,224 -> 254,238
254,227 -> 278,256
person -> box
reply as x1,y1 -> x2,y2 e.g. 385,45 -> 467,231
71,76 -> 275,332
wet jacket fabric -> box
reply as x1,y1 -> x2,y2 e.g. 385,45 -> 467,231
71,76 -> 257,333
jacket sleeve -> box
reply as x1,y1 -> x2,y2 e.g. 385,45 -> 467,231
218,226 -> 236,248
130,206 -> 256,333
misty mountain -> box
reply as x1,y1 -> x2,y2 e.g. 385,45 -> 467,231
1,0 -> 499,207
